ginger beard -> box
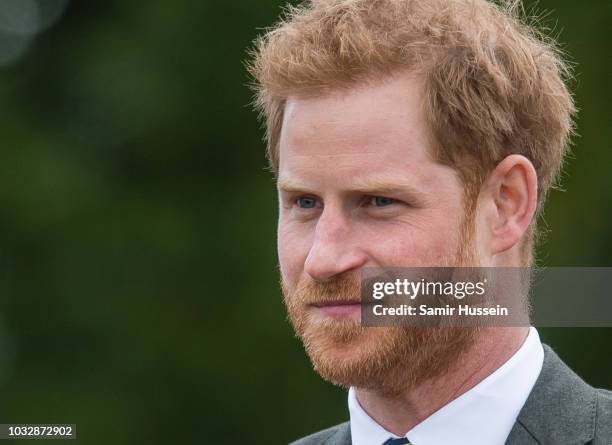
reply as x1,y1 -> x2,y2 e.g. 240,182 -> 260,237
281,205 -> 480,396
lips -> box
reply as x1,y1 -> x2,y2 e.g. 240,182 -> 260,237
309,300 -> 364,319
311,300 -> 361,307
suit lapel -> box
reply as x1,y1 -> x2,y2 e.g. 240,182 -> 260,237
321,422 -> 351,445
505,420 -> 540,445
505,344 -> 596,445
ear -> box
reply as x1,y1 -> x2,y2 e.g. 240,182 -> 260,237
484,155 -> 538,255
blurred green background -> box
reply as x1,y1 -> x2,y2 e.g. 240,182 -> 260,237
0,0 -> 609,443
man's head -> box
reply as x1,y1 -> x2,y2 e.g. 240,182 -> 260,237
248,0 -> 574,394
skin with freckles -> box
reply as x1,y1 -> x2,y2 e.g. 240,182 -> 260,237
277,71 -> 537,435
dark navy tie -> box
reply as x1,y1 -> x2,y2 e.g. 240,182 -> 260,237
382,438 -> 411,445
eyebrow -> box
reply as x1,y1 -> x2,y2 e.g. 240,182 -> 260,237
276,178 -> 313,193
277,177 -> 428,202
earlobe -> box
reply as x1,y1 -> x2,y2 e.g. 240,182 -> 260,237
489,155 -> 538,254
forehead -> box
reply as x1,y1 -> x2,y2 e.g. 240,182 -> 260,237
277,73 -> 444,189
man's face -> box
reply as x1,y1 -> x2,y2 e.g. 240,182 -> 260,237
277,72 -> 478,394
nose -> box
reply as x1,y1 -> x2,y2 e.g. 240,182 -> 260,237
304,207 -> 367,282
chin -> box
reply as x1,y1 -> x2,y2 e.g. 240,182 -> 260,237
301,321 -> 481,395
305,327 -> 387,388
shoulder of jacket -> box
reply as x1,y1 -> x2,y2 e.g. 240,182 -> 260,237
288,422 -> 349,445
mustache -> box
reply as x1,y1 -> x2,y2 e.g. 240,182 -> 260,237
283,272 -> 364,306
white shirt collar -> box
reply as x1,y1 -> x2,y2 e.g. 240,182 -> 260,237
349,327 -> 544,445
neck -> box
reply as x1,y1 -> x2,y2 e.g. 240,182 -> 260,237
354,326 -> 529,435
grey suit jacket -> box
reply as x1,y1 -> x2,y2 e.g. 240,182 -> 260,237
289,344 -> 612,445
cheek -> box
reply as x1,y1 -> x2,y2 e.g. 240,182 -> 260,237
416,217 -> 463,263
360,212 -> 463,266
277,220 -> 312,288
412,228 -> 460,264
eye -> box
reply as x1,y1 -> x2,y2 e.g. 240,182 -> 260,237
370,196 -> 397,207
296,196 -> 318,209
